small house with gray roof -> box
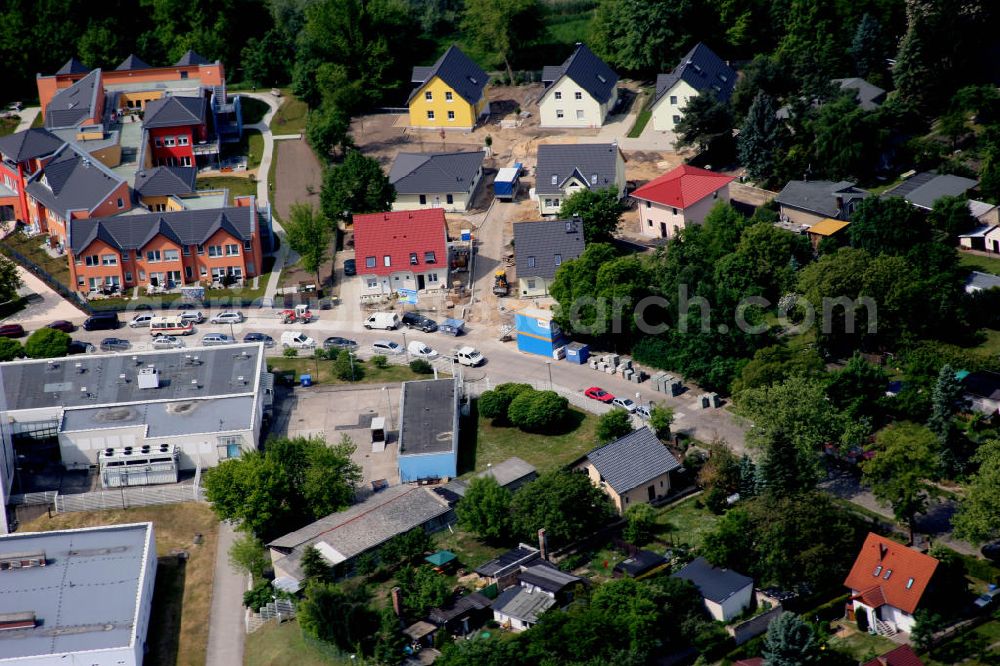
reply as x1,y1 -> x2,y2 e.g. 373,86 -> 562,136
650,43 -> 736,134
575,426 -> 681,513
513,217 -> 586,296
775,179 -> 869,227
492,561 -> 584,632
673,556 -> 754,622
389,151 -> 485,212
44,68 -> 104,129
539,43 -> 619,128
534,142 -> 626,216
881,171 -> 978,211
408,45 -> 489,130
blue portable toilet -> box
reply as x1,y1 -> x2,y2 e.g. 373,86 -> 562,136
565,342 -> 589,364
300,374 -> 312,387
515,308 -> 566,357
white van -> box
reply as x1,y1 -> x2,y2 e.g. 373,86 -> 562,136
149,316 -> 195,336
364,312 -> 400,330
454,346 -> 484,366
281,331 -> 316,349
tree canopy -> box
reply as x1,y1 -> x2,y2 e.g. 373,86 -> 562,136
455,476 -> 513,542
510,470 -> 616,546
952,439 -> 1000,544
283,203 -> 332,287
558,188 -> 626,244
24,328 -> 69,359
321,150 -> 395,221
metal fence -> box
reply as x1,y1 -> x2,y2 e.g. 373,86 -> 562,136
7,490 -> 58,506
54,483 -> 205,513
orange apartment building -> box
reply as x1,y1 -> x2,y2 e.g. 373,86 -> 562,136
68,198 -> 265,294
0,128 -> 65,224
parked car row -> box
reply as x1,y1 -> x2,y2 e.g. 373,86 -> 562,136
585,385 -> 652,419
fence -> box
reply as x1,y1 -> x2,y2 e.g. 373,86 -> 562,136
0,243 -> 93,314
7,490 -> 58,506
54,483 -> 205,513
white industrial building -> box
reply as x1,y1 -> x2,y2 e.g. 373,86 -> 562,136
0,344 -> 273,533
0,522 -> 156,666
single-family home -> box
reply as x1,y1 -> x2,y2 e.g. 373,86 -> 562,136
352,209 -> 449,297
630,164 -> 736,239
513,217 -> 586,296
408,45 -> 489,130
961,371 -> 1000,416
965,271 -> 1000,294
142,95 -> 214,169
775,180 -> 869,227
428,592 -> 494,637
538,43 -> 619,128
398,378 -> 460,483
862,645 -> 925,666
389,151 -> 485,212
672,556 -> 754,622
650,43 -> 736,134
575,426 -> 682,513
881,172 -> 978,211
844,532 -> 940,635
475,544 -> 542,589
0,128 -> 65,225
534,142 -> 626,216
492,561 -> 584,631
833,78 -> 887,111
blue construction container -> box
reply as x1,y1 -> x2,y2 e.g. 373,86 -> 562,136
515,309 -> 566,357
300,374 -> 312,387
565,342 -> 589,364
494,163 -> 522,200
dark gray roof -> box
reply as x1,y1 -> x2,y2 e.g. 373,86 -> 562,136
389,151 -> 484,194
518,561 -> 582,593
514,218 -> 586,280
654,43 -> 736,105
428,592 -> 492,624
0,343 -> 265,412
440,457 -> 538,498
672,557 -> 753,604
614,549 -> 669,577
833,78 -> 886,111
70,205 -> 254,254
142,95 -> 207,129
174,50 -> 210,66
542,43 -> 618,105
0,128 -> 64,163
475,545 -> 540,578
585,426 -> 681,494
55,57 -> 89,75
0,523 -> 154,659
409,45 -> 488,105
399,378 -> 458,456
775,180 -> 869,218
964,371 -> 1000,401
535,143 -> 621,196
492,586 -> 555,623
25,143 -> 125,216
882,172 -> 978,210
45,69 -> 102,128
115,54 -> 151,71
134,166 -> 197,197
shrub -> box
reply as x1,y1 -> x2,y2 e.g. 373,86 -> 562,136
243,580 -> 274,609
326,348 -> 341,362
623,504 -> 657,546
24,328 -> 69,358
335,351 -> 363,381
0,337 -> 23,361
371,354 -> 389,369
479,383 -> 533,420
312,348 -> 328,361
507,390 -> 569,432
282,347 -> 298,358
596,409 -> 634,443
409,359 -> 433,374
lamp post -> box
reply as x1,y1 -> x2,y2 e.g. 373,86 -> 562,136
402,330 -> 409,362
545,361 -> 553,390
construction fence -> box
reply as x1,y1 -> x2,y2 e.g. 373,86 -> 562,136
53,483 -> 206,514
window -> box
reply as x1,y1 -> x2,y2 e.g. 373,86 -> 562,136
424,251 -> 436,263
554,91 -> 562,100
154,136 -> 163,147
553,198 -> 559,207
527,256 -> 536,268
101,254 -> 117,266
365,256 -> 376,268
199,266 -> 207,276
672,207 -> 678,215
197,244 -> 204,255
446,194 -> 454,204
163,249 -> 179,261
185,266 -> 193,279
243,239 -> 252,251
719,73 -> 728,83
84,255 -> 99,266
713,190 -> 719,199
447,110 -> 455,121
883,569 -> 892,580
648,220 -> 653,226
445,91 -> 453,101
117,197 -> 124,208
425,91 -> 433,101
556,109 -> 564,118
164,136 -> 176,147
208,245 -> 222,257
669,95 -> 677,105
544,198 -> 552,207
873,565 -> 883,577
673,115 -> 681,124
426,110 -> 435,120
419,194 -> 427,205
146,250 -> 161,262
590,173 -> 598,184
383,255 -> 391,267
247,262 -> 255,274
410,252 -> 418,265
554,254 -> 562,266
138,270 -> 146,280
125,272 -> 133,282
182,246 -> 190,256
576,110 -> 584,119
551,175 -> 558,185
180,156 -> 191,167
225,244 -> 239,256
179,71 -> 189,80
906,578 -> 914,589
574,91 -> 582,100
366,278 -> 378,289
526,279 -> 536,289
178,135 -> 189,146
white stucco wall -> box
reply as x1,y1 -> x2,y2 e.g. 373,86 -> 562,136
539,77 -> 616,128
650,79 -> 699,132
851,599 -> 917,634
636,186 -> 730,239
360,268 -> 448,296
58,424 -> 255,470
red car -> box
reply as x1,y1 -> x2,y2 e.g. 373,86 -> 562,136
46,320 -> 75,333
585,386 -> 615,403
0,324 -> 25,338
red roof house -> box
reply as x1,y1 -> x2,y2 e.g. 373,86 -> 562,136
862,645 -> 925,666
631,165 -> 736,240
844,533 -> 939,636
353,209 -> 449,296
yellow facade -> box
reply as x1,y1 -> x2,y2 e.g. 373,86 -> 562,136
408,76 -> 485,129
117,90 -> 164,111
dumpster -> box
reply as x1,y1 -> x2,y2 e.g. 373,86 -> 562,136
300,374 -> 312,387
565,342 -> 590,364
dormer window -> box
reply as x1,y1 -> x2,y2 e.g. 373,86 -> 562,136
554,254 -> 562,266
551,175 -> 558,185
883,569 -> 892,580
591,174 -> 598,184
424,251 -> 436,263
410,252 -> 418,265
873,565 -> 882,576
527,256 -> 536,268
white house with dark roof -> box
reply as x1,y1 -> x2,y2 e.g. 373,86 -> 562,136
534,142 -> 626,216
492,561 -> 584,632
672,556 -> 754,622
389,151 -> 485,212
775,179 -> 869,227
650,43 -> 736,134
574,426 -> 681,513
513,218 -> 586,296
538,43 -> 619,128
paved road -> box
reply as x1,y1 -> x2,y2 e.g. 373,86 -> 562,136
206,521 -> 246,666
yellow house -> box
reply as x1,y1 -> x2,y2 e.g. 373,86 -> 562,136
408,46 -> 489,130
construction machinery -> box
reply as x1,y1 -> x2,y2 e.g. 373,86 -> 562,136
492,269 -> 509,296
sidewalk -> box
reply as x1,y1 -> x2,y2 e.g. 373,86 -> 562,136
205,521 -> 246,666
14,107 -> 40,133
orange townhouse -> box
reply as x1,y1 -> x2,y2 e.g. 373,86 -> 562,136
67,200 -> 265,295
0,128 -> 65,225
24,142 -> 131,248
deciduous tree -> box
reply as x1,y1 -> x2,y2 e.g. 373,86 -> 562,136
462,0 -> 540,82
228,533 -> 269,579
478,383 -> 533,421
24,328 -> 69,359
953,439 -> 1000,544
648,404 -> 674,440
510,470 -> 615,546
675,94 -> 734,156
321,150 -> 395,222
591,0 -> 692,74
622,503 -> 657,546
284,203 -> 332,287
455,476 -> 513,541
558,188 -> 626,244
507,390 -> 569,433
596,409 -> 633,444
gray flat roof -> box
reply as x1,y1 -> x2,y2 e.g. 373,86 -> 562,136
399,379 -> 457,456
61,394 -> 255,436
0,343 -> 264,412
0,522 -> 154,659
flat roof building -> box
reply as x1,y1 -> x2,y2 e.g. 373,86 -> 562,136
0,522 -> 156,666
398,378 -> 459,483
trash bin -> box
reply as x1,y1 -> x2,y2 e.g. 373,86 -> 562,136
300,374 -> 312,387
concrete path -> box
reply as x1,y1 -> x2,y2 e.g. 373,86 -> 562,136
5,267 -> 87,326
205,520 -> 246,666
14,107 -> 40,132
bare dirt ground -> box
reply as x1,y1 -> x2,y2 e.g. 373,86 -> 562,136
273,138 -> 323,220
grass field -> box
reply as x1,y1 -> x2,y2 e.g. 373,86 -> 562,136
960,251 -> 1000,275
241,97 -> 271,124
0,116 -> 19,136
267,356 -> 446,385
245,619 -> 356,666
22,503 -> 219,666
653,494 -> 719,550
433,528 -> 508,571
828,620 -> 898,662
627,89 -> 654,138
270,91 -> 308,135
459,401 -> 599,475
1,229 -> 71,285
197,176 -> 258,201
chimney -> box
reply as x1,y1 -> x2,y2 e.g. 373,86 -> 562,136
538,528 -> 548,561
391,587 -> 403,617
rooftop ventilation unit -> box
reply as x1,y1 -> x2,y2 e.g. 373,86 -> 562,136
137,367 -> 160,389
0,551 -> 46,571
0,612 -> 37,631
189,379 -> 200,390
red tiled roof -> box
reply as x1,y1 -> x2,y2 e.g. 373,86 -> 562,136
352,209 -> 448,277
853,585 -> 886,609
843,533 -> 939,615
862,645 -> 925,666
630,164 -> 735,209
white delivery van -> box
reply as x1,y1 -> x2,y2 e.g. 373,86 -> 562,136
364,312 -> 400,330
454,346 -> 484,366
280,331 -> 316,349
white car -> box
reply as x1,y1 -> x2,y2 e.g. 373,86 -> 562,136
210,311 -> 244,324
612,397 -> 637,413
280,331 -> 316,349
454,346 -> 484,366
635,404 -> 652,420
151,335 -> 184,349
407,340 -> 438,359
372,340 -> 403,355
201,333 -> 235,346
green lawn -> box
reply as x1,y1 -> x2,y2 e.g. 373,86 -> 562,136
925,619 -> 1000,666
221,129 -> 264,170
1,229 -> 70,286
432,529 -> 508,571
828,621 -> 898,662
241,96 -> 271,125
971,328 -> 1000,357
960,251 -> 1000,275
267,356 -> 446,386
545,12 -> 595,45
653,495 -> 719,550
459,401 -> 599,475
245,619 -> 355,666
627,89 -> 654,138
196,176 -> 258,201
269,91 -> 308,135
0,116 -> 18,137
